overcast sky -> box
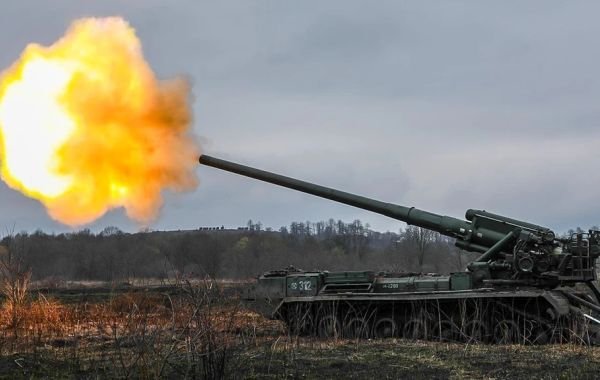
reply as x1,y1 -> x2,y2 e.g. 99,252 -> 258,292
1,1 -> 599,235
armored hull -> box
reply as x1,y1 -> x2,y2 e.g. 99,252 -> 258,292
243,268 -> 599,343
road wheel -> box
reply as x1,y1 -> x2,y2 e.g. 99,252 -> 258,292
462,320 -> 488,343
433,320 -> 460,342
373,317 -> 398,339
318,315 -> 341,338
344,317 -> 371,339
531,327 -> 550,345
403,319 -> 426,340
493,319 -> 519,344
287,309 -> 314,336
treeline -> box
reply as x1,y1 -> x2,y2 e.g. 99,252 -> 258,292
0,219 -> 479,282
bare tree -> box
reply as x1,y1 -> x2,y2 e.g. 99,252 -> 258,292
403,226 -> 438,272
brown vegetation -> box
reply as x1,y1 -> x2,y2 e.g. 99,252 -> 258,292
0,282 -> 599,379
0,280 -> 252,378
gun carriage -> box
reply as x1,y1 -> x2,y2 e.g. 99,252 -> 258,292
200,155 -> 600,343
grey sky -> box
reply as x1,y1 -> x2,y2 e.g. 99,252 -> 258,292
0,1 -> 599,234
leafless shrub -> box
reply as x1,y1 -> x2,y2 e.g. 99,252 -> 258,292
0,242 -> 32,334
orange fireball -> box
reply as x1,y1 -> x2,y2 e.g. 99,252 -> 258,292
0,17 -> 199,226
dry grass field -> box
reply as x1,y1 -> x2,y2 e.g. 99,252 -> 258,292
0,281 -> 599,379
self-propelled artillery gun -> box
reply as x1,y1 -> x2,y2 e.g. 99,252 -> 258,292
199,154 -> 600,344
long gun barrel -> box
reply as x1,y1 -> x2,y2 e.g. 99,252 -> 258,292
199,155 -> 554,255
200,154 -> 469,235
199,154 -> 600,287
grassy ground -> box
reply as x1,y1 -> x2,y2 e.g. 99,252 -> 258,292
238,339 -> 600,379
1,338 -> 600,379
0,283 -> 599,379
